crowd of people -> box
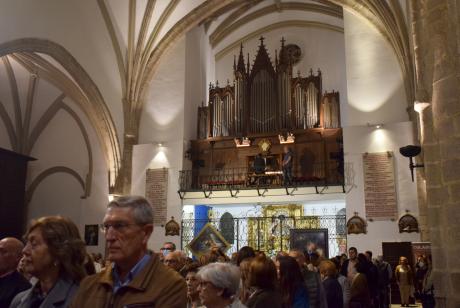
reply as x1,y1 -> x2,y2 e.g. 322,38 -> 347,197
0,195 -> 435,308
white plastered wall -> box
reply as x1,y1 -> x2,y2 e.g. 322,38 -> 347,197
136,36 -> 190,252
341,9 -> 417,255
0,66 -> 110,253
343,122 -> 420,256
0,0 -> 124,144
342,9 -> 408,126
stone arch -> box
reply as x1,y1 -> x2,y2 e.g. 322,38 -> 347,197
0,38 -> 121,186
25,166 -> 86,205
26,101 -> 94,197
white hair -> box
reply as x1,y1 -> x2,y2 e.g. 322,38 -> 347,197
107,195 -> 153,225
197,262 -> 241,298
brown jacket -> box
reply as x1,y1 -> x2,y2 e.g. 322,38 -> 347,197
70,254 -> 186,308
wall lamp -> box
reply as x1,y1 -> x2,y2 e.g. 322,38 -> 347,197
399,145 -> 424,182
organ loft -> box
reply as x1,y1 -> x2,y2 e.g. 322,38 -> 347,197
183,37 -> 344,192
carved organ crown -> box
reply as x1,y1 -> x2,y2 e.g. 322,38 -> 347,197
198,37 -> 340,139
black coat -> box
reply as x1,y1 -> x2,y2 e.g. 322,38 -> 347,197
323,277 -> 343,308
246,289 -> 282,308
0,271 -> 31,308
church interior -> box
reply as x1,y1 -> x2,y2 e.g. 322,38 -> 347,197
0,0 -> 458,305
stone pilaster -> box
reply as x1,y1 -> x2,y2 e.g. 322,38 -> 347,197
412,0 -> 460,306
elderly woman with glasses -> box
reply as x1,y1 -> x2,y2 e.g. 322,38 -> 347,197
197,262 -> 246,308
10,216 -> 87,308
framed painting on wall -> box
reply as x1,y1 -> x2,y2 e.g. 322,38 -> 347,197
187,223 -> 230,257
289,228 -> 329,258
84,224 -> 99,246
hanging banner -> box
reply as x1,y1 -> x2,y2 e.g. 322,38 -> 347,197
145,168 -> 168,226
362,152 -> 397,220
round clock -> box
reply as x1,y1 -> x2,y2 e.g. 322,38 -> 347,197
284,44 -> 302,64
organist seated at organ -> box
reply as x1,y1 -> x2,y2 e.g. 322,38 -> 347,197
249,155 -> 282,185
253,154 -> 266,174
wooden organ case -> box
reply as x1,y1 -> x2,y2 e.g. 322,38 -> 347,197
189,38 -> 343,191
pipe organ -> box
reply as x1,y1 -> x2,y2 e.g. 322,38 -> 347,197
199,37 -> 341,139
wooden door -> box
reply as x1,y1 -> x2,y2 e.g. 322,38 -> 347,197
382,241 -> 413,305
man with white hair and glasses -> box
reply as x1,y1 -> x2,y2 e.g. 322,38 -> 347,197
71,195 -> 186,307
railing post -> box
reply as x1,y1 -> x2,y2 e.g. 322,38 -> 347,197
257,218 -> 261,251
180,219 -> 184,250
280,217 -> 283,250
236,218 -> 240,251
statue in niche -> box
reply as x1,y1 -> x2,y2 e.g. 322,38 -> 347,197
165,217 -> 180,236
398,211 -> 419,233
347,213 -> 367,234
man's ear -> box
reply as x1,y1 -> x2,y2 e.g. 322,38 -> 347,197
142,224 -> 154,243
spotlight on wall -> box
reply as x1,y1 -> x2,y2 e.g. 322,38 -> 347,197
367,122 -> 383,129
399,145 -> 424,182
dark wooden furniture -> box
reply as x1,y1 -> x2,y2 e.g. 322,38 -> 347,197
0,148 -> 36,238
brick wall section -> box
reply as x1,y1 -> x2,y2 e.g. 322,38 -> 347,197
412,0 -> 460,306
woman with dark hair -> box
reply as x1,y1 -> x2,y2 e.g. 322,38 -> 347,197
276,256 -> 309,308
239,257 -> 254,305
10,216 -> 88,308
236,246 -> 255,266
246,255 -> 282,308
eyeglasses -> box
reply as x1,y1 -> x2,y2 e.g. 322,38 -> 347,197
100,222 -> 139,233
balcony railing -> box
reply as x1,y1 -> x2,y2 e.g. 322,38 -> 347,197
178,162 -> 344,192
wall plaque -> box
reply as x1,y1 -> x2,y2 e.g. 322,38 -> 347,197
145,168 -> 168,226
362,152 -> 397,220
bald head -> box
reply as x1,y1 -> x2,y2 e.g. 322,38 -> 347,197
0,237 -> 24,275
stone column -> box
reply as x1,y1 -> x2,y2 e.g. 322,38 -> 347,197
411,0 -> 460,306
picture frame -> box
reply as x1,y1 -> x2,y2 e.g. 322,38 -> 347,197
289,228 -> 329,258
84,224 -> 99,246
187,223 -> 230,257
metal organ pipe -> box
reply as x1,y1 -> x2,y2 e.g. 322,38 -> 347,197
217,97 -> 222,136
306,82 -> 318,128
284,74 -> 290,129
331,96 -> 339,128
324,96 -> 331,128
295,85 -> 302,129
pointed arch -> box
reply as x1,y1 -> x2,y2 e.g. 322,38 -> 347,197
0,38 -> 121,186
25,166 -> 86,205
